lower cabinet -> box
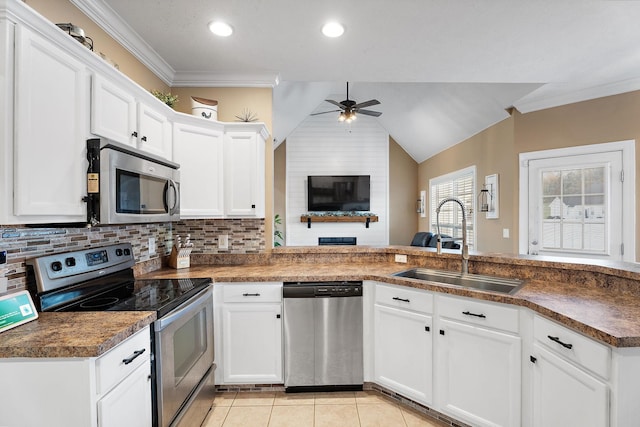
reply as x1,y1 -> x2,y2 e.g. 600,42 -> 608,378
529,314 -> 610,427
0,326 -> 151,427
219,282 -> 283,384
373,283 -> 433,405
435,295 -> 521,427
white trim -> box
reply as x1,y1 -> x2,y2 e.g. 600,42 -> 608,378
519,140 -> 636,261
172,72 -> 280,88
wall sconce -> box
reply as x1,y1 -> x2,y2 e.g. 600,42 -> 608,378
479,174 -> 499,219
416,190 -> 426,217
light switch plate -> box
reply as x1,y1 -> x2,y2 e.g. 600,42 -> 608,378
219,234 -> 229,250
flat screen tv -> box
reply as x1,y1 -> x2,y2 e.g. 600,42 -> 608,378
307,175 -> 371,212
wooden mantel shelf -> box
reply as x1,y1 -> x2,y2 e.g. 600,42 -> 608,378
300,215 -> 379,228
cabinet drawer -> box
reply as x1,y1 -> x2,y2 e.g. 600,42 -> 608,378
534,315 -> 610,379
96,326 -> 151,396
222,282 -> 283,303
438,295 -> 519,334
376,283 -> 433,314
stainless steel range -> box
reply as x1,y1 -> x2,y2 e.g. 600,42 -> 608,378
26,243 -> 215,427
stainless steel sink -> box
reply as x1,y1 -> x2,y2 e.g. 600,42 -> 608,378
392,268 -> 524,295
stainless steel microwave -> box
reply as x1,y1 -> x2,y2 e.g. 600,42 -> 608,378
85,138 -> 180,225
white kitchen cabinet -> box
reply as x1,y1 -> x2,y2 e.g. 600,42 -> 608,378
436,295 -> 521,427
224,130 -> 266,218
219,282 -> 283,383
173,121 -> 225,218
374,283 -> 433,405
91,73 -> 172,160
0,326 -> 151,427
529,315 -> 609,427
9,24 -> 88,222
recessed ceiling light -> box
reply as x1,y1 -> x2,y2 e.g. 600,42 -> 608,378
209,21 -> 233,37
322,22 -> 344,38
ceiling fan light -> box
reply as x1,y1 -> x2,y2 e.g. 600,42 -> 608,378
338,112 -> 346,122
322,22 -> 344,38
209,21 -> 233,37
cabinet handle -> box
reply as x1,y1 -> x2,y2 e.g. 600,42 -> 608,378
425,326 -> 430,332
122,349 -> 145,365
131,131 -> 138,137
392,297 -> 410,303
243,293 -> 261,297
462,310 -> 486,318
251,204 -> 256,209
530,355 -> 537,364
547,335 -> 573,349
276,314 -> 281,319
141,136 -> 148,142
439,330 -> 445,335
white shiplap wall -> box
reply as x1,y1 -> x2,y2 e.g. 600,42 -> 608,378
286,113 -> 389,246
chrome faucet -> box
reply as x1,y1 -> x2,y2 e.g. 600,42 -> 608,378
435,197 -> 469,275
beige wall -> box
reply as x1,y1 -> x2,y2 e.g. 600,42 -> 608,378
274,141 -> 287,245
25,0 -> 169,92
419,90 -> 640,258
389,137 -> 419,245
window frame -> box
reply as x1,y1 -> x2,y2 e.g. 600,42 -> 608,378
429,165 -> 477,251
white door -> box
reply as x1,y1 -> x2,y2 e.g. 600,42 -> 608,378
13,25 -> 87,219
374,304 -> 433,405
138,102 -> 172,160
97,362 -> 152,427
521,141 -> 634,261
173,123 -> 224,218
91,73 -> 137,146
531,344 -> 609,427
222,303 -> 283,383
224,132 -> 263,217
437,318 -> 521,427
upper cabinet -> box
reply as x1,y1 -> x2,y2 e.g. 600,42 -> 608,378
0,22 -> 89,224
91,73 -> 172,160
224,129 -> 266,218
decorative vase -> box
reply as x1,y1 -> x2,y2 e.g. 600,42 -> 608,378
191,96 -> 218,120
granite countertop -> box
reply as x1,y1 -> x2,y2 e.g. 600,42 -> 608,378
140,261 -> 640,348
0,311 -> 156,358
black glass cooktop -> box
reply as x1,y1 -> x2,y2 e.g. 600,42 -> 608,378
44,274 -> 211,318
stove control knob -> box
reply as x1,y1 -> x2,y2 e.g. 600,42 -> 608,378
65,257 -> 76,267
123,248 -> 131,256
51,261 -> 63,272
115,248 -> 123,256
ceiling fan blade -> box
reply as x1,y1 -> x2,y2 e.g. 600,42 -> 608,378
324,99 -> 345,109
357,109 -> 382,117
353,99 -> 380,109
310,109 -> 342,116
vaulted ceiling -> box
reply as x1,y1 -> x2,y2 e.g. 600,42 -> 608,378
74,0 -> 640,162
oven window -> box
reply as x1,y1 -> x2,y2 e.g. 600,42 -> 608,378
116,169 -> 168,214
173,309 -> 207,384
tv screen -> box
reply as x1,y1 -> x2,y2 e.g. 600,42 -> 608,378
307,175 -> 371,212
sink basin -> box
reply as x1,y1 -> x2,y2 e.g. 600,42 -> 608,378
392,268 -> 524,295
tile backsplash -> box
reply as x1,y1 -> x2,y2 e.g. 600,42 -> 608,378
0,218 -> 265,294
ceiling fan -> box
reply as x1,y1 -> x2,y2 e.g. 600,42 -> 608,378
311,82 -> 382,122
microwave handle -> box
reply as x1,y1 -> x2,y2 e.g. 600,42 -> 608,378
166,179 -> 179,215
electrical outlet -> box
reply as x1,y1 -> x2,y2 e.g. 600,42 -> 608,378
395,254 -> 408,263
219,234 -> 229,250
0,277 -> 7,294
503,228 -> 510,239
149,237 -> 156,254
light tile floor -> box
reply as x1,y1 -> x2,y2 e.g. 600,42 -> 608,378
203,391 -> 449,427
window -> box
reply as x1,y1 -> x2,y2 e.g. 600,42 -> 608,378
519,140 -> 635,262
429,166 -> 476,250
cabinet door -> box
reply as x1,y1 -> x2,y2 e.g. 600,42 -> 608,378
437,318 -> 521,427
531,344 -> 608,427
138,102 -> 172,160
97,361 -> 152,427
173,123 -> 224,217
374,304 -> 433,405
224,131 -> 264,217
222,303 -> 282,383
91,73 -> 136,146
13,25 -> 87,219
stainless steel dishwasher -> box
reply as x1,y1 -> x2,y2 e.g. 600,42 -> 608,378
283,281 -> 363,391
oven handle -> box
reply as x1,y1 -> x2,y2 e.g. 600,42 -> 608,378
155,286 -> 212,331
166,179 -> 179,216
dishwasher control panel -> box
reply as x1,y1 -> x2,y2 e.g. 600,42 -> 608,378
283,281 -> 362,298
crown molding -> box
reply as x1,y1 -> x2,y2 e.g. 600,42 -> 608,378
172,71 -> 280,88
514,77 -> 640,113
69,0 -> 175,86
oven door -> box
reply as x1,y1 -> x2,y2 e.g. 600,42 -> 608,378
154,286 -> 214,427
100,143 -> 180,224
